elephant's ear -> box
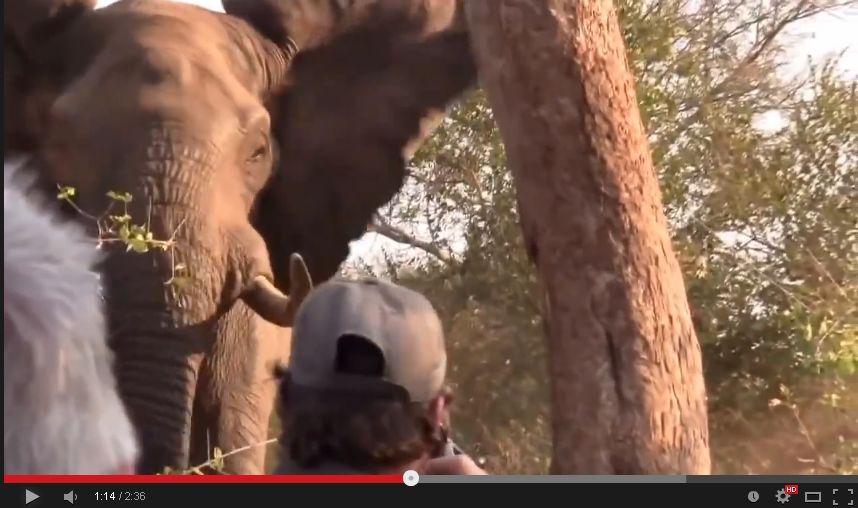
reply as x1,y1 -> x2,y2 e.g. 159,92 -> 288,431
4,0 -> 96,153
227,0 -> 477,290
223,0 -> 461,52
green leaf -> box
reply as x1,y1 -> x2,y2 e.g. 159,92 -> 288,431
109,214 -> 132,225
169,276 -> 191,289
129,224 -> 147,237
57,186 -> 76,200
211,447 -> 224,472
106,190 -> 133,203
127,237 -> 149,253
836,356 -> 855,376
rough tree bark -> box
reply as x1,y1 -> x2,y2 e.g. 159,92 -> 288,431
464,0 -> 711,474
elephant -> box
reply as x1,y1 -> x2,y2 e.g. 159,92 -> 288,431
4,0 -> 477,474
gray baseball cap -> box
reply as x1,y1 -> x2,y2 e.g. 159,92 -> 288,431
287,277 -> 447,403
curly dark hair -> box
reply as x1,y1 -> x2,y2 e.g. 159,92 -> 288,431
275,335 -> 446,471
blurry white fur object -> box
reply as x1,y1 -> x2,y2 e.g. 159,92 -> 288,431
4,158 -> 139,474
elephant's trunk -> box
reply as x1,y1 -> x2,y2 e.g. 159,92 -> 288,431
101,230 -> 216,474
108,323 -> 203,474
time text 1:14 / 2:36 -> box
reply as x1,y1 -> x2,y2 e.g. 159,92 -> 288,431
94,491 -> 147,501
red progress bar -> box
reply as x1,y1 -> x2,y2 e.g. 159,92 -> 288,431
4,475 -> 401,484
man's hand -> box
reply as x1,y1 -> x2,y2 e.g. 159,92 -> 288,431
424,455 -> 488,475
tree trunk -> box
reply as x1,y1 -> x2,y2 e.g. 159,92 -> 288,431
464,0 -> 711,474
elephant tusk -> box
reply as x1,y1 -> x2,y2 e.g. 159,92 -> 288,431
240,253 -> 313,327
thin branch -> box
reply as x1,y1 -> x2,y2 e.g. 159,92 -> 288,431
369,215 -> 453,265
672,0 -> 831,133
692,217 -> 813,311
183,438 -> 279,475
163,217 -> 189,286
783,398 -> 838,473
805,249 -> 852,302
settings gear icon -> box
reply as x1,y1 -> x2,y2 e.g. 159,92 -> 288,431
776,488 -> 791,504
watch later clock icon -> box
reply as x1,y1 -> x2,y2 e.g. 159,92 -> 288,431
748,490 -> 760,503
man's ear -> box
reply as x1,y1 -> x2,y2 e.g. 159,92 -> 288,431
228,0 -> 477,291
427,392 -> 451,429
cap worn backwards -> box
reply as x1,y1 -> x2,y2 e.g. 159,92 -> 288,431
288,277 -> 447,403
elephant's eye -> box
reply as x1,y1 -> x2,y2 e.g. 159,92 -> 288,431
248,143 -> 268,163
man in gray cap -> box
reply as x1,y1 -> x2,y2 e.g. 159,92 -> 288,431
274,276 -> 486,476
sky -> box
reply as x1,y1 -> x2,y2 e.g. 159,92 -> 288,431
95,0 -> 858,268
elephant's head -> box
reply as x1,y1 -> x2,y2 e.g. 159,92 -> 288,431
4,0 -> 475,472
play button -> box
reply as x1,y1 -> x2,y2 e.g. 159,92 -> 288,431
25,490 -> 40,504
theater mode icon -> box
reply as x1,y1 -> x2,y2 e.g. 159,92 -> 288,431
804,491 -> 822,503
